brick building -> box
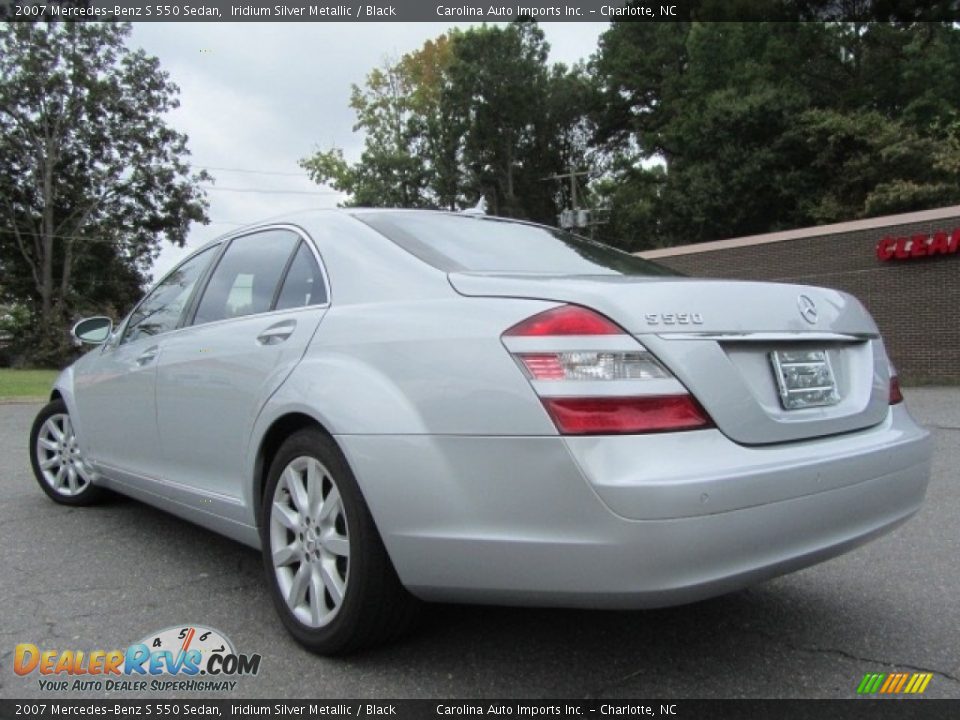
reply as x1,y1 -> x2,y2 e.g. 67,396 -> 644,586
639,205 -> 960,383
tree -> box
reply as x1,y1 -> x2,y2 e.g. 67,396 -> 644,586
446,22 -> 552,219
301,22 -> 593,225
300,35 -> 457,209
591,20 -> 960,249
0,22 -> 209,365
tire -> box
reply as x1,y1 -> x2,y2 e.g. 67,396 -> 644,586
29,399 -> 105,506
260,427 -> 420,654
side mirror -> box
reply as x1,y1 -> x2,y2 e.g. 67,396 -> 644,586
71,316 -> 113,346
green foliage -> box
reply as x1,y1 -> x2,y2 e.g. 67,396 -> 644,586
445,22 -> 556,219
0,22 -> 209,365
592,21 -> 960,249
0,303 -> 31,361
301,34 -> 457,209
300,22 -> 593,224
308,19 -> 960,250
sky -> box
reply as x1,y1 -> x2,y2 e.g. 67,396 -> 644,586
129,22 -> 609,279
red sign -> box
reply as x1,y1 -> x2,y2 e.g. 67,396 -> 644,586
877,228 -> 960,261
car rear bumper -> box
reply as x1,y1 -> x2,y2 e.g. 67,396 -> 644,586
336,405 -> 931,608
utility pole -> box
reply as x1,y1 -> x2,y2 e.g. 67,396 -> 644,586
544,165 -> 605,238
568,168 -> 578,215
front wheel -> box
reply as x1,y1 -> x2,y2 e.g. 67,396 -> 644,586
260,427 -> 420,654
29,399 -> 105,506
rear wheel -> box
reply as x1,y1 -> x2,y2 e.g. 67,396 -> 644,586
29,399 -> 105,506
260,427 -> 419,654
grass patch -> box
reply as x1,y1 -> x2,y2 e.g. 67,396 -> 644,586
0,368 -> 58,399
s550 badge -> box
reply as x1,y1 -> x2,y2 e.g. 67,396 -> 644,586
645,312 -> 704,326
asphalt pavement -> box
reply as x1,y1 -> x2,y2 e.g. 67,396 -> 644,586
1,389 -> 958,699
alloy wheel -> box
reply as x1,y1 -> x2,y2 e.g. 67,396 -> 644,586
35,412 -> 95,497
269,456 -> 350,628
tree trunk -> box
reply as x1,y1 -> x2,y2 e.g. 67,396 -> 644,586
40,144 -> 55,327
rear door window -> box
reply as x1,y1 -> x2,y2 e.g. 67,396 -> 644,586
275,241 -> 327,309
193,230 -> 299,325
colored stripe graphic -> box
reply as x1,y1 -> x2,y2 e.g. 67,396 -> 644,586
906,673 -> 933,694
880,674 -> 897,693
869,673 -> 885,693
893,673 -> 909,693
858,672 -> 932,694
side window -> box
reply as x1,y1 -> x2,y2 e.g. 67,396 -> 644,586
275,241 -> 327,310
193,230 -> 298,325
121,245 -> 217,346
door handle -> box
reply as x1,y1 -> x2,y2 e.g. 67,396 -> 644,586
136,345 -> 159,366
257,319 -> 296,346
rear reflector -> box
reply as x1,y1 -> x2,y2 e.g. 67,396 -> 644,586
503,305 -> 623,336
890,375 -> 904,405
542,396 -> 713,435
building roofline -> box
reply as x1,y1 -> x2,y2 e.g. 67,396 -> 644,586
638,204 -> 960,259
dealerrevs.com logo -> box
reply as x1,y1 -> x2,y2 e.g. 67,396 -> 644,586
14,625 -> 261,692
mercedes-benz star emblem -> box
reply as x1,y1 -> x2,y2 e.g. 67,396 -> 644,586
798,295 -> 818,324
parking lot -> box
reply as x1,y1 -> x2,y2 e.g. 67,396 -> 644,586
1,388 -> 958,700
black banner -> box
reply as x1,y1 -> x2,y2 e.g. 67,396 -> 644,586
2,700 -> 960,719
2,0 -> 960,22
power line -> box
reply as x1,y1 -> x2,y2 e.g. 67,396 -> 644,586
0,222 -> 247,243
196,165 -> 310,178
0,229 -> 135,243
199,185 -> 342,196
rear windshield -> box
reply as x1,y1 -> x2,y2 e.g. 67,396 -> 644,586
355,212 -> 678,276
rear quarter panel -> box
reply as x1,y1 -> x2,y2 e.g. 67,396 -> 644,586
241,213 -> 561,526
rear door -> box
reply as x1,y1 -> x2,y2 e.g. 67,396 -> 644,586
154,227 -> 329,505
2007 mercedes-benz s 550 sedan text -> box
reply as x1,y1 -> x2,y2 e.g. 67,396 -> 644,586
30,210 -> 932,653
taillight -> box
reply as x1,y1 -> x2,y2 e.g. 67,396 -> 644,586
890,375 -> 903,405
503,305 -> 714,435
542,396 -> 713,435
503,304 -> 622,336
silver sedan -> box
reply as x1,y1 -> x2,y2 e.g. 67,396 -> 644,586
30,210 -> 932,654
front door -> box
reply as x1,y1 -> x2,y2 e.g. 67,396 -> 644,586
73,245 -> 219,481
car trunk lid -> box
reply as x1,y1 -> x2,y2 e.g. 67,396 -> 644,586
449,272 -> 891,445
